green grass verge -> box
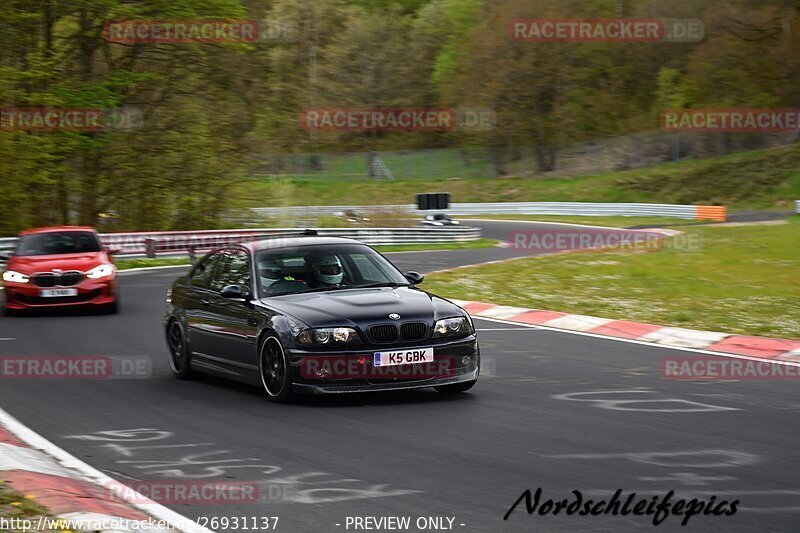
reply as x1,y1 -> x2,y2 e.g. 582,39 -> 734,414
114,258 -> 191,270
424,218 -> 800,339
236,145 -> 800,211
0,482 -> 54,532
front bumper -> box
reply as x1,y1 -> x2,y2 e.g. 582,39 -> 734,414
287,336 -> 479,394
4,277 -> 117,309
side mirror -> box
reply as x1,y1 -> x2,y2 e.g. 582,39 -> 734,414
405,271 -> 424,285
220,284 -> 246,300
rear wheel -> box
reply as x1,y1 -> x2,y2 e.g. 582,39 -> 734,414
259,336 -> 293,403
167,320 -> 193,379
435,379 -> 477,394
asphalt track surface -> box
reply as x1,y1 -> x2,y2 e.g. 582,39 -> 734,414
1,221 -> 798,533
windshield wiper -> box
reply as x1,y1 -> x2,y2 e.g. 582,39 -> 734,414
296,286 -> 342,294
353,282 -> 410,289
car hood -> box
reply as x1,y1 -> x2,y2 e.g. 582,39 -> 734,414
259,286 -> 463,328
8,252 -> 108,274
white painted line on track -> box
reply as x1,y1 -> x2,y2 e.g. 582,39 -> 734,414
0,407 -> 214,533
477,328 -> 543,331
473,316 -> 800,368
118,264 -> 191,275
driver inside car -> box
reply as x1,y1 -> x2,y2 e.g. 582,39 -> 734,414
259,258 -> 308,295
311,254 -> 344,288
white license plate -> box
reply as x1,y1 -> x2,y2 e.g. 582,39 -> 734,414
39,288 -> 78,297
373,347 -> 434,367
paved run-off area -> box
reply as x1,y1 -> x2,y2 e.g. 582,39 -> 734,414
0,261 -> 798,533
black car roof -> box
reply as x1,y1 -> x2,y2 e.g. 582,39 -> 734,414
241,236 -> 365,253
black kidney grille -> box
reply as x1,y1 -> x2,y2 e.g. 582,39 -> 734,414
32,273 -> 57,287
59,271 -> 84,286
32,271 -> 84,287
369,324 -> 399,344
401,322 -> 428,341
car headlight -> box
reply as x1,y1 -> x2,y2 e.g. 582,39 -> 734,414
297,327 -> 361,345
86,263 -> 116,279
2,270 -> 29,284
432,317 -> 472,338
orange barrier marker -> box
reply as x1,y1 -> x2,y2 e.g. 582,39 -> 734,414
695,205 -> 726,222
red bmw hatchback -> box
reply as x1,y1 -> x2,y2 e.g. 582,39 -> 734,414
2,226 -> 118,315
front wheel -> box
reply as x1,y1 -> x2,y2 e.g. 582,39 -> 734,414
259,336 -> 293,403
435,379 -> 477,394
167,320 -> 194,379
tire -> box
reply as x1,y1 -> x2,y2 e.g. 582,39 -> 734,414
106,300 -> 118,314
167,319 -> 194,379
435,379 -> 477,394
259,335 -> 293,403
3,306 -> 18,317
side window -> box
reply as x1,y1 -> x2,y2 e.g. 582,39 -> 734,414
216,250 -> 252,295
225,250 -> 251,294
190,253 -> 220,289
209,253 -> 231,292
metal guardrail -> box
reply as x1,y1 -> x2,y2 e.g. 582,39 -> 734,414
0,227 -> 481,259
446,202 -> 699,218
252,202 -> 720,220
0,238 -> 16,253
796,200 -> 800,214
251,205 -> 415,218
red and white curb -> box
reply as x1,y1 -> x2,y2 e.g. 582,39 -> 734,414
0,408 -> 211,533
455,300 -> 800,361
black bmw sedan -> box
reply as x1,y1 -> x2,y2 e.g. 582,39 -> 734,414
163,235 -> 479,402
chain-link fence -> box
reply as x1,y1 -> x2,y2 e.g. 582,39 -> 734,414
249,130 -> 799,181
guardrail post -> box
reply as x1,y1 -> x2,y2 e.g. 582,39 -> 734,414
144,238 -> 156,258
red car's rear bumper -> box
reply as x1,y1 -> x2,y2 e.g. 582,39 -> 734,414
4,277 -> 117,309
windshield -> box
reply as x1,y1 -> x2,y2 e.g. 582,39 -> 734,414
15,231 -> 102,256
255,243 -> 409,297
